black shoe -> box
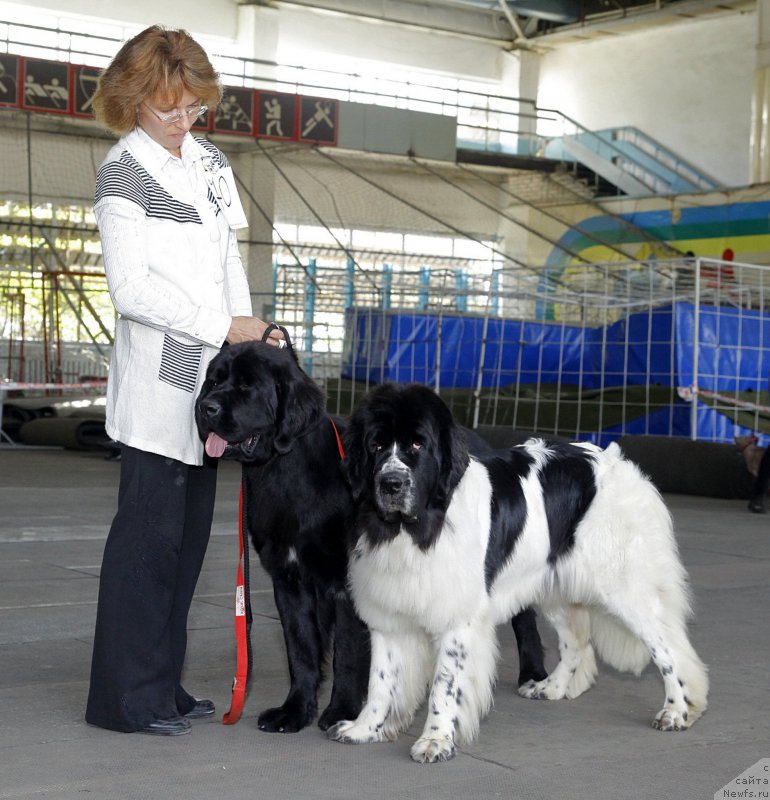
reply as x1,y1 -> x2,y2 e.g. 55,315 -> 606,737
138,717 -> 191,736
183,698 -> 215,719
748,498 -> 767,514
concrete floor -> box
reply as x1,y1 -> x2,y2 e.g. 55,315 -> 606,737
0,446 -> 768,800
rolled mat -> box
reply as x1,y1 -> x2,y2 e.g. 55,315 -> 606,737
476,427 -> 755,499
18,417 -> 111,450
617,435 -> 755,499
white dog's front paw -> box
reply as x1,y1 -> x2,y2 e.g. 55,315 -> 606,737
326,719 -> 392,744
517,677 -> 565,701
410,735 -> 456,763
652,708 -> 690,732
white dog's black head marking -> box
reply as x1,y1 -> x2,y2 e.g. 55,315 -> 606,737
195,341 -> 325,463
343,383 -> 469,550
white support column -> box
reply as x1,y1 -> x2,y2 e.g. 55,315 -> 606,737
237,3 -> 280,65
233,4 -> 280,322
499,49 -> 543,281
514,48 -> 541,154
232,150 -> 277,323
751,0 -> 770,183
501,48 -> 541,157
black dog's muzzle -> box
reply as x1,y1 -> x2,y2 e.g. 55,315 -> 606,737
197,396 -> 262,461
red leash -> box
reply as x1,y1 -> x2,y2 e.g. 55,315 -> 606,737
222,417 -> 343,724
223,482 -> 251,724
330,417 -> 345,460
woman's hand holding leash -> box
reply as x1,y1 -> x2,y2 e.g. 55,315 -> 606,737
227,316 -> 286,347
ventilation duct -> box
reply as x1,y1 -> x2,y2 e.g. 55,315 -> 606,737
507,0 -> 581,23
448,0 -> 581,23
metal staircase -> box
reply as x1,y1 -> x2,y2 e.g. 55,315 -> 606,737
558,125 -> 723,197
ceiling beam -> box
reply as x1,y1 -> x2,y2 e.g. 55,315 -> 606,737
244,0 -> 516,42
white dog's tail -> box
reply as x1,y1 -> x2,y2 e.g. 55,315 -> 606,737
590,611 -> 650,675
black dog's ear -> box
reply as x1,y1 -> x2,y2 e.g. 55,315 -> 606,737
340,406 -> 371,502
273,367 -> 326,454
435,402 -> 470,505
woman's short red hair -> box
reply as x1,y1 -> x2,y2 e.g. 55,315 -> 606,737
92,25 -> 222,135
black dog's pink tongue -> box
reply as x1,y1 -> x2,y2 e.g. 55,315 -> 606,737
205,432 -> 228,458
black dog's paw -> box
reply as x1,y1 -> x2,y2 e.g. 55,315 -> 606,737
257,702 -> 315,734
318,701 -> 361,731
518,664 -> 549,686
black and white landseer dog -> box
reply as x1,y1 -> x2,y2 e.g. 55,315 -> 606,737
194,342 -> 546,734
327,383 -> 709,763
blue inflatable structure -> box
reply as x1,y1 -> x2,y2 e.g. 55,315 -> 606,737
341,303 -> 770,443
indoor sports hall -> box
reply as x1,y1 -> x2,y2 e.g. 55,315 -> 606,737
1,2 -> 769,798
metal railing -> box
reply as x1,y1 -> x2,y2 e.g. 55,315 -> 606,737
0,16 -> 705,189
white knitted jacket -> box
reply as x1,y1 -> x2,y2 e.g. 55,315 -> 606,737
95,127 -> 253,465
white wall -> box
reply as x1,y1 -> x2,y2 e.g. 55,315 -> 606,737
273,4 -> 503,82
0,0 -> 241,41
535,11 -> 756,188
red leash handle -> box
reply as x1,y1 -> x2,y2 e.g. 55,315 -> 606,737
223,483 -> 251,724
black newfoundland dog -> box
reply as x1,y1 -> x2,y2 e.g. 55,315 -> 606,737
327,383 -> 708,763
195,342 -> 547,734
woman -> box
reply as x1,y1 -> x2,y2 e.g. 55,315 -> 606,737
85,25 -> 281,735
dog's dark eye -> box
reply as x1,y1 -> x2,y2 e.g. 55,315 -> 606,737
412,441 -> 423,451
239,382 -> 250,392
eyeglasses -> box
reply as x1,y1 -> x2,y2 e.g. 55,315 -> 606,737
143,102 -> 208,125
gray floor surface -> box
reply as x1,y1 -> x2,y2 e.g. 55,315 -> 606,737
0,446 -> 768,800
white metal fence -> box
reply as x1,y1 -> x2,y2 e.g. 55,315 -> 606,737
4,257 -> 770,446
271,256 -> 770,445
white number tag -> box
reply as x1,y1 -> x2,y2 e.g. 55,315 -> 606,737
203,161 -> 248,229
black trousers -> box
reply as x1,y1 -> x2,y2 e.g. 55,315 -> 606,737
751,447 -> 770,503
86,445 -> 217,732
